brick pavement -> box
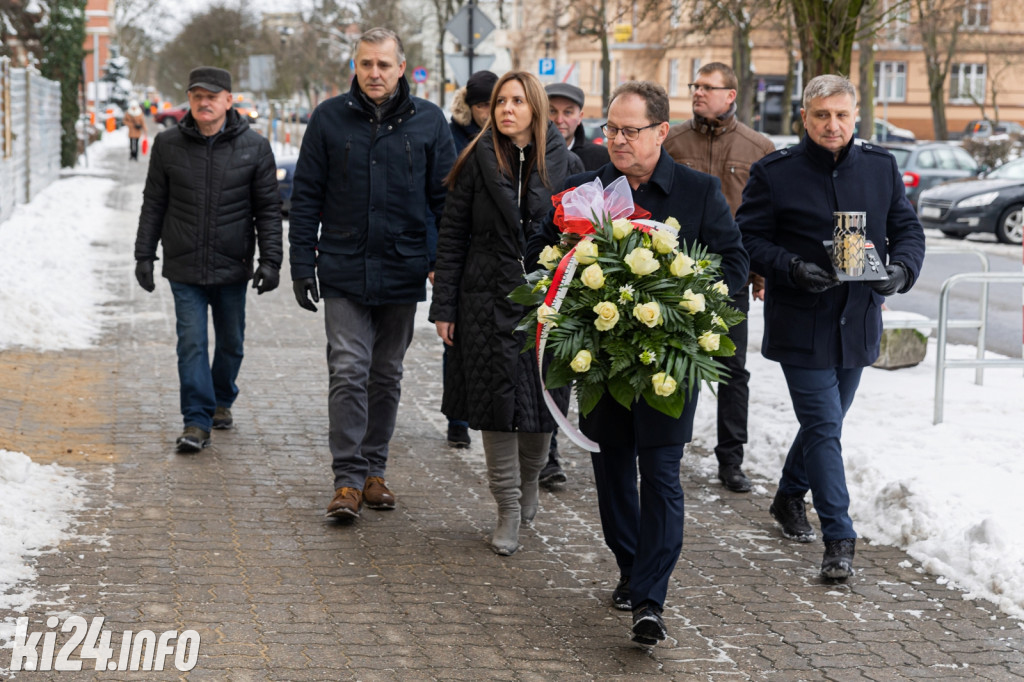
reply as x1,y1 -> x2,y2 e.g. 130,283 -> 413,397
2,140 -> 1023,680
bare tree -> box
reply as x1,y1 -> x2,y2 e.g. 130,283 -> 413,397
683,0 -> 779,126
155,5 -> 261,95
788,0 -> 866,78
912,0 -> 966,140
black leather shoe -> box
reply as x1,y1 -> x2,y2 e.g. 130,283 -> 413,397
718,464 -> 752,492
538,454 -> 566,489
446,423 -> 470,448
631,602 -> 666,646
769,490 -> 816,542
611,576 -> 631,610
821,538 -> 856,580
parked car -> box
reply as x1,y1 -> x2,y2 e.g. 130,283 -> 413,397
154,102 -> 189,127
582,118 -> 605,146
276,155 -> 298,215
867,118 -> 916,143
768,134 -> 800,149
962,119 -> 1024,139
880,141 -> 981,210
917,156 -> 1024,244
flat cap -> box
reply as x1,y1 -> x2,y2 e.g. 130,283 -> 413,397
187,66 -> 232,93
545,82 -> 585,109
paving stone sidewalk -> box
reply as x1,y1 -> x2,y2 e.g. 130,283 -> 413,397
1,139 -> 1023,681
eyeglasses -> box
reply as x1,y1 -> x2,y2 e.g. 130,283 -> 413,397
601,122 -> 660,142
688,83 -> 733,94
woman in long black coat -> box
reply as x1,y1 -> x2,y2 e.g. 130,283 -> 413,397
430,71 -> 578,555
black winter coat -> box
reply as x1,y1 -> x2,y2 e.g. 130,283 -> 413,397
430,122 -> 573,432
135,109 -> 282,285
570,124 -> 610,171
289,78 -> 456,304
737,136 -> 925,369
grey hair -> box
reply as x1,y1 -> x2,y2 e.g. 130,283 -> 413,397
803,74 -> 857,109
609,80 -> 670,124
358,27 -> 406,63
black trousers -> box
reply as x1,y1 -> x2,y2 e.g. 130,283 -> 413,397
715,289 -> 750,467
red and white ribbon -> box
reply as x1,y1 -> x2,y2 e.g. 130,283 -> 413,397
535,242 -> 601,453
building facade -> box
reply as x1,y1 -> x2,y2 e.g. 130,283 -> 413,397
510,0 -> 1024,140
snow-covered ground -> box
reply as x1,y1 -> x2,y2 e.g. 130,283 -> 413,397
1,130 -> 1022,635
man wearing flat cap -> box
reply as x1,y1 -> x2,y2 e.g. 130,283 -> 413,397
134,65 -> 282,453
546,82 -> 609,172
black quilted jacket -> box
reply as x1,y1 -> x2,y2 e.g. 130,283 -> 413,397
430,123 -> 573,432
135,109 -> 282,285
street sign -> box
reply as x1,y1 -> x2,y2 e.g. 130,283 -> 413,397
445,54 -> 495,87
413,66 -> 429,84
445,4 -> 495,49
539,58 -> 556,76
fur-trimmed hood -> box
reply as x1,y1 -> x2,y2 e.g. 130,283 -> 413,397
450,87 -> 472,127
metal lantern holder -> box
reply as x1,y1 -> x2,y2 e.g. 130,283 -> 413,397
832,211 -> 867,278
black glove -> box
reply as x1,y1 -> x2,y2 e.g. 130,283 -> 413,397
252,263 -> 280,294
789,258 -> 839,294
135,260 -> 155,292
867,262 -> 909,296
292,278 -> 319,312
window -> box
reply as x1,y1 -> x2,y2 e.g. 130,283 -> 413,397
880,0 -> 910,43
669,0 -> 683,27
962,0 -> 989,28
874,62 -> 906,103
668,59 -> 680,97
950,63 -> 986,103
952,148 -> 979,171
691,58 -> 702,83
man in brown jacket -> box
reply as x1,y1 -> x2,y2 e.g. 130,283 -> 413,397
664,62 -> 774,493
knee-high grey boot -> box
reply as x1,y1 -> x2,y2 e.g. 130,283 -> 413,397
481,431 -> 521,555
518,432 -> 551,524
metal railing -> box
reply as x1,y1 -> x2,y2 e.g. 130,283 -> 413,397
883,245 -> 991,384
934,270 -> 1024,424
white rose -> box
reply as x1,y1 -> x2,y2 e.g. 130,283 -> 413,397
623,247 -> 660,276
611,219 -> 634,240
632,301 -> 663,328
698,331 -> 721,352
670,252 -> 695,277
713,281 -> 730,296
574,239 -> 599,265
570,350 -> 593,373
592,301 -> 620,331
538,304 -> 558,326
651,372 -> 678,397
580,263 -> 606,290
538,244 -> 563,270
650,229 -> 679,254
679,288 -> 706,315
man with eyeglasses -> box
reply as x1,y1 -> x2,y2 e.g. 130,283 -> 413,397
528,80 -> 748,648
664,63 -> 775,495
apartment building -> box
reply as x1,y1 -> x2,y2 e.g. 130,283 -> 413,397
505,0 -> 1024,140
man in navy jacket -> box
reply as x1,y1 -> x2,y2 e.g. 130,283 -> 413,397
736,74 -> 925,580
289,28 -> 456,520
529,81 -> 748,648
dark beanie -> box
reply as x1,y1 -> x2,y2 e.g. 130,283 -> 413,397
465,71 -> 498,106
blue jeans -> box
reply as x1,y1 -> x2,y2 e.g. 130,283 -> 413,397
169,281 -> 247,432
778,364 -> 863,541
324,298 -> 417,490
